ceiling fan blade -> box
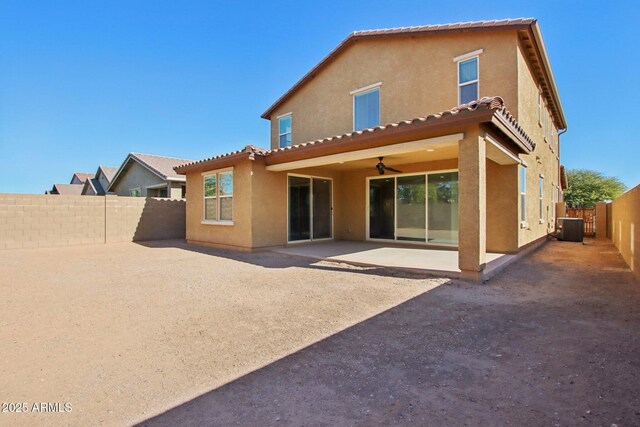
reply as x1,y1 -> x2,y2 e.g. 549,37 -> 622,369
385,166 -> 403,173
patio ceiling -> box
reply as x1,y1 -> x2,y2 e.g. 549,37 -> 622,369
265,133 -> 463,172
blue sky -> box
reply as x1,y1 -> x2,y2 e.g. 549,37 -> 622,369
1,0 -> 638,193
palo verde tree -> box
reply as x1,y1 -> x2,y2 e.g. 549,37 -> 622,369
564,169 -> 626,208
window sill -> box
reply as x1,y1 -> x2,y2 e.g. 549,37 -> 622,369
201,220 -> 234,226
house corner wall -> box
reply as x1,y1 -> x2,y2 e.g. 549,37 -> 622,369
184,159 -> 253,250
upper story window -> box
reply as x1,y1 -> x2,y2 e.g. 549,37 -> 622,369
537,92 -> 543,127
352,82 -> 381,131
203,169 -> 233,223
455,49 -> 482,105
278,114 -> 292,148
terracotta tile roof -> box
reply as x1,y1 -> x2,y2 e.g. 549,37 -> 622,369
351,18 -> 535,37
261,18 -> 537,120
177,97 -> 534,174
269,96 -> 534,154
174,145 -> 268,173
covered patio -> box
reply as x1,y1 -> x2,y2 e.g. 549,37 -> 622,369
263,97 -> 534,281
272,240 -> 516,280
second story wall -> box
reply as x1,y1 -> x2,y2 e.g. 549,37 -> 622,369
268,30 -> 520,149
516,39 -> 562,244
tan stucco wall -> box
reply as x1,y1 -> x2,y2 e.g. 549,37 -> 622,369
249,161 -> 344,248
268,31 -> 519,149
185,160 -> 254,250
486,160 -> 519,253
0,194 -> 185,249
110,161 -> 166,197
516,41 -> 561,247
610,185 -> 640,280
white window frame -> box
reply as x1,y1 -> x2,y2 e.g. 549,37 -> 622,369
520,166 -> 527,227
277,113 -> 292,148
352,83 -> 382,131
455,50 -> 482,105
202,167 -> 234,225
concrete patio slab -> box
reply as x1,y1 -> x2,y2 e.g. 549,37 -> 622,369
272,240 -> 516,279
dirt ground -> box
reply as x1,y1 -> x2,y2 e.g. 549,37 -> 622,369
1,240 -> 639,426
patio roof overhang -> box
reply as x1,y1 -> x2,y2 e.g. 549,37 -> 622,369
265,97 -> 533,171
174,97 -> 533,175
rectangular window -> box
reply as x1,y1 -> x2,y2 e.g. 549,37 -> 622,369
130,188 -> 142,197
458,57 -> 479,104
520,167 -> 527,223
353,88 -> 380,131
203,170 -> 233,222
537,92 -> 542,126
278,114 -> 292,148
539,176 -> 544,223
551,183 -> 555,226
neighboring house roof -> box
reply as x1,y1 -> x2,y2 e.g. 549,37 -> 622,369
71,172 -> 95,184
108,152 -> 194,192
97,165 -> 118,183
177,96 -> 532,174
260,18 -> 567,130
51,183 -> 84,195
81,177 -> 105,195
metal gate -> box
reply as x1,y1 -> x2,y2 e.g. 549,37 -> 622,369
566,207 -> 595,237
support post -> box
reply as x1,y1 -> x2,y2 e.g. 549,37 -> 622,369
458,129 -> 487,282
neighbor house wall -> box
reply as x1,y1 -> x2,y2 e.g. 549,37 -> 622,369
110,161 -> 167,197
268,30 -> 519,149
0,194 -> 185,249
610,185 -> 640,279
97,172 -> 110,195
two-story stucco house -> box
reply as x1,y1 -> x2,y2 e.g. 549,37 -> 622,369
175,18 -> 567,281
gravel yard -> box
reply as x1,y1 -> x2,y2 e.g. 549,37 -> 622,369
1,239 -> 639,426
0,240 -> 443,426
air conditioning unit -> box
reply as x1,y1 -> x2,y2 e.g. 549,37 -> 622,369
557,218 -> 584,242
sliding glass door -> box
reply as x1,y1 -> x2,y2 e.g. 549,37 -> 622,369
428,172 -> 459,245
368,171 -> 458,245
288,175 -> 332,242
